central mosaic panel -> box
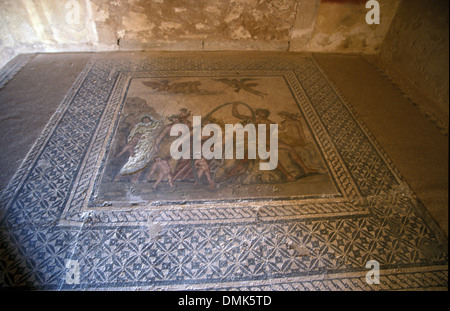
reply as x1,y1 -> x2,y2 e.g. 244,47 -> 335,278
61,69 -> 366,224
98,74 -> 336,204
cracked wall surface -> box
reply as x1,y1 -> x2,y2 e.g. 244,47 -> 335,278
1,0 -> 405,69
305,0 -> 400,53
93,0 -> 298,50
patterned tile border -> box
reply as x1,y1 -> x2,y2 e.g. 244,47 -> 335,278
0,54 -> 35,90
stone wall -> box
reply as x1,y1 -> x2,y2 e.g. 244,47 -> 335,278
381,0 -> 449,115
304,0 -> 400,53
0,0 -> 404,69
95,0 -> 298,50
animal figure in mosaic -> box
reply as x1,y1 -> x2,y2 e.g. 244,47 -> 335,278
143,80 -> 211,94
213,78 -> 268,98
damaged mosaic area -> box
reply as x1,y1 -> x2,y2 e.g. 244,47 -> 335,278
0,53 -> 447,290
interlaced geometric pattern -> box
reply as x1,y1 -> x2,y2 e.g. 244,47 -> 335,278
0,54 -> 447,290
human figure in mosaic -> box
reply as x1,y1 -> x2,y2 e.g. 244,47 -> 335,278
145,156 -> 174,189
153,109 -> 194,181
278,112 -> 308,147
118,115 -> 161,180
176,108 -> 192,128
277,111 -> 319,176
154,114 -> 183,153
231,102 -> 295,182
116,133 -> 142,158
194,157 -> 216,190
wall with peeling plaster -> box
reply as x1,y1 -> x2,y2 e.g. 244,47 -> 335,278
94,0 -> 298,50
3,0 -> 447,114
381,0 -> 449,114
305,0 -> 400,53
0,0 -> 404,69
0,0 -> 103,69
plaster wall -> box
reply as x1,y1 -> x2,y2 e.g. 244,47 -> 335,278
381,0 -> 449,115
1,0 -> 402,69
304,0 -> 399,53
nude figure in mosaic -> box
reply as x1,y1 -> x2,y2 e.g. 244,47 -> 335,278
116,133 -> 142,158
277,112 -> 319,176
231,102 -> 296,181
194,157 -> 216,190
154,109 -> 195,181
146,157 -> 174,189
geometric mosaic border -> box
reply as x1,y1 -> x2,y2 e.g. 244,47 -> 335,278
0,53 -> 35,90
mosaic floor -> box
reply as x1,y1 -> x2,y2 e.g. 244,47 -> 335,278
0,53 -> 447,290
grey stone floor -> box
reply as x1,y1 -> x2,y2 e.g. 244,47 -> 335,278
0,53 -> 92,193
